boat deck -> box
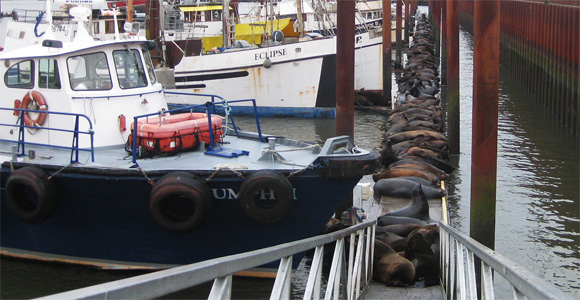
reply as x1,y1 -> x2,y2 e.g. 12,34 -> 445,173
0,131 -> 338,173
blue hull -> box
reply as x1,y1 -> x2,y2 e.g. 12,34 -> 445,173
0,167 -> 358,270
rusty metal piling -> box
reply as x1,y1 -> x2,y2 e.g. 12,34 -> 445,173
396,0 -> 403,68
335,0 -> 355,138
383,0 -> 393,102
446,0 -> 460,155
470,0 -> 500,251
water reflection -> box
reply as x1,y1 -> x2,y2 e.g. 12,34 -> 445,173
448,28 -> 579,297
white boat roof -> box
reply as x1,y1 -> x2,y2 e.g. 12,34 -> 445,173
0,39 -> 150,60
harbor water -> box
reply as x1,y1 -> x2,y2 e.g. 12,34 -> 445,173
1,4 -> 578,299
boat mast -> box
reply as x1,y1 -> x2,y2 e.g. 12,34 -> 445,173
295,0 -> 304,37
222,0 -> 230,48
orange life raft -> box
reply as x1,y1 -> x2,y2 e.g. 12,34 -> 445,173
128,113 -> 223,155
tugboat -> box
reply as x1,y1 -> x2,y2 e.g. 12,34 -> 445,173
0,3 -> 379,275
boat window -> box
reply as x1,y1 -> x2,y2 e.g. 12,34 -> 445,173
142,49 -> 157,84
38,59 -> 61,89
113,49 -> 147,89
67,52 -> 113,90
4,60 -> 34,89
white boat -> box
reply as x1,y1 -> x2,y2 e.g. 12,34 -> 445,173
0,2 -> 380,275
158,0 -> 387,118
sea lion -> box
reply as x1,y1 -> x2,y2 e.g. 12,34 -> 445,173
400,146 -> 445,160
393,176 -> 436,187
405,233 -> 440,286
373,178 -> 446,199
380,140 -> 397,167
383,223 -> 422,237
398,155 -> 455,173
383,184 -> 431,221
373,239 -> 415,287
372,168 -> 440,185
375,227 -> 405,245
390,163 -> 449,180
377,215 -> 428,226
388,130 -> 448,144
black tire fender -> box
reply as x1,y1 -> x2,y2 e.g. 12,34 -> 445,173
5,166 -> 58,223
150,172 -> 212,233
238,171 -> 293,223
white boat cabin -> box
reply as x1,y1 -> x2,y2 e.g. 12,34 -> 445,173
0,39 -> 166,150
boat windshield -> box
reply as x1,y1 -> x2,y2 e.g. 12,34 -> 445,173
142,49 -> 157,85
68,52 -> 113,91
113,49 -> 147,89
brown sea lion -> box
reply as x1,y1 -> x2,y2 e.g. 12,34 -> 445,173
373,168 -> 439,185
384,223 -> 422,237
373,239 -> 415,287
391,164 -> 448,181
374,178 -> 446,199
405,233 -> 440,286
388,130 -> 448,144
397,155 -> 455,174
400,146 -> 445,160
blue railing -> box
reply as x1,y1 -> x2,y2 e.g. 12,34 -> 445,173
131,92 -> 264,164
0,107 -> 95,164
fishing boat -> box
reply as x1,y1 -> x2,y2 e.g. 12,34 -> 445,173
158,0 -> 386,118
0,4 -> 380,275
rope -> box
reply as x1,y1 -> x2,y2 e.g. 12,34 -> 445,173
47,164 -> 72,181
137,166 -> 155,186
262,144 -> 319,153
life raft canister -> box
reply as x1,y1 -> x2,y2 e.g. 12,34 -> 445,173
129,112 -> 224,155
149,172 -> 213,233
21,91 -> 48,127
238,171 -> 293,223
5,166 -> 58,223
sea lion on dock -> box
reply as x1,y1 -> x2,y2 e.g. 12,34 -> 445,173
383,223 -> 422,237
405,233 -> 440,286
388,130 -> 447,144
390,163 -> 449,180
383,184 -> 431,221
373,239 -> 416,287
373,178 -> 446,199
372,168 -> 440,185
377,215 -> 428,227
398,155 -> 455,174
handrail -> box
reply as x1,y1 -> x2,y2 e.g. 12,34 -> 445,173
131,92 -> 264,164
0,107 -> 95,163
33,220 -> 377,300
439,222 -> 574,300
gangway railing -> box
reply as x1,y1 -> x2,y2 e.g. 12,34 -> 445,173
440,222 -> 574,300
34,220 -> 377,300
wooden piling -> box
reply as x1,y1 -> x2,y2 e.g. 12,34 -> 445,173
335,0 -> 355,138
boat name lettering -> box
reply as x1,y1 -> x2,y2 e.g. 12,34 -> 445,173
355,35 -> 363,44
212,188 -> 297,200
255,48 -> 288,60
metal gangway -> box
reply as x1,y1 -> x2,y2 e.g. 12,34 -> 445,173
33,213 -> 573,300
